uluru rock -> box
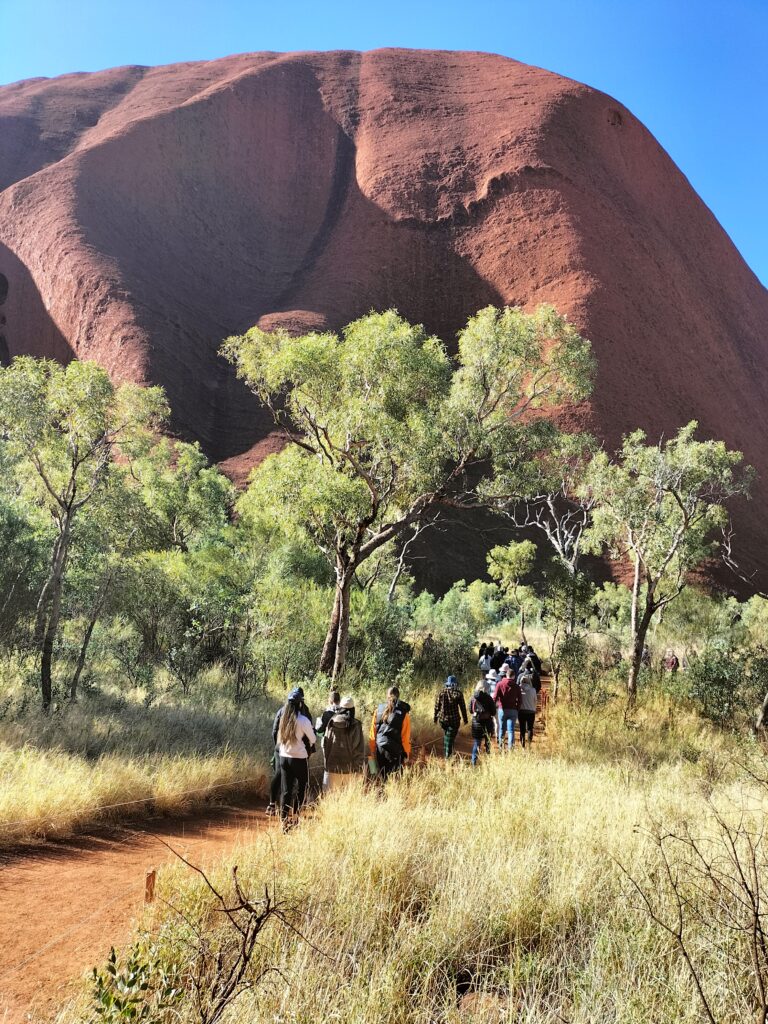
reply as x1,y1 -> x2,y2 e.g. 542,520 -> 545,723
1,49 -> 767,584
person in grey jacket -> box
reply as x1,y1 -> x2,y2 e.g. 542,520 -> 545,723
518,669 -> 538,747
322,695 -> 367,791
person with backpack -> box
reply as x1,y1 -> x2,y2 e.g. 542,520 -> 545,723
322,695 -> 366,791
315,689 -> 341,745
276,688 -> 316,826
469,680 -> 496,765
369,685 -> 412,781
433,675 -> 468,758
266,686 -> 312,816
518,667 -> 538,748
493,664 -> 522,751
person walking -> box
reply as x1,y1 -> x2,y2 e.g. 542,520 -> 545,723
478,647 -> 492,676
433,675 -> 468,758
266,686 -> 312,816
526,646 -> 542,692
484,667 -> 499,693
276,688 -> 316,827
490,645 -> 507,672
315,689 -> 341,745
322,695 -> 366,791
493,664 -> 522,751
469,680 -> 496,765
505,646 -> 523,679
370,686 -> 412,781
518,667 -> 538,748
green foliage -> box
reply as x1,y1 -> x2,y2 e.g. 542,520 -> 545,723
582,421 -> 750,700
583,422 -> 749,593
92,943 -> 181,1024
133,440 -> 234,552
685,644 -> 743,728
684,643 -> 768,729
0,358 -> 167,511
411,581 -> 489,676
0,490 -> 47,646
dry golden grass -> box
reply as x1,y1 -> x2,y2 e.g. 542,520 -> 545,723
55,689 -> 768,1024
0,671 -> 443,846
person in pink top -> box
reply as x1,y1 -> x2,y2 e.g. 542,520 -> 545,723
493,664 -> 522,751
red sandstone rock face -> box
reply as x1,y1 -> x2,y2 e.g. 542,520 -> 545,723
1,49 -> 767,583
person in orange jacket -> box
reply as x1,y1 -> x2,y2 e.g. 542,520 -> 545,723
369,685 -> 411,781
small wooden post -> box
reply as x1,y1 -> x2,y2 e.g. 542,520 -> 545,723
144,869 -> 156,904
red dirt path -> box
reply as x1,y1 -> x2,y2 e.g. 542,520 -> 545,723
0,802 -> 268,1023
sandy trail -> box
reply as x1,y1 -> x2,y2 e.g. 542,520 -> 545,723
0,801 -> 268,1023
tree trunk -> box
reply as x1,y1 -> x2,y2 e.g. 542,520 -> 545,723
69,574 -> 112,700
568,567 -> 577,636
41,597 -> 62,712
319,585 -> 343,676
627,567 -> 655,707
519,604 -> 527,644
332,573 -> 353,681
39,522 -> 70,711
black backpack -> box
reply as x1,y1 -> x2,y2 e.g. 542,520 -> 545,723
471,692 -> 493,722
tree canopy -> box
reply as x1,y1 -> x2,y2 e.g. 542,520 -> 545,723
224,304 -> 594,677
581,421 -> 751,702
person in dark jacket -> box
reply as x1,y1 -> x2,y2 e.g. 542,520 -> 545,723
433,675 -> 468,758
505,648 -> 523,678
369,686 -> 411,781
526,647 -> 543,692
490,645 -> 507,672
518,668 -> 538,747
493,665 -> 522,750
266,687 -> 312,816
469,681 -> 496,765
322,695 -> 366,791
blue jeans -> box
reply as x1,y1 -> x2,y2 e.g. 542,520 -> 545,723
497,709 -> 518,750
471,728 -> 492,765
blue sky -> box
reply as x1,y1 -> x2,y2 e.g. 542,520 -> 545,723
1,0 -> 766,285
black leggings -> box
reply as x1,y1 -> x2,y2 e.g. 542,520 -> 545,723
280,756 -> 309,818
376,750 -> 404,783
270,751 -> 281,804
518,710 -> 535,746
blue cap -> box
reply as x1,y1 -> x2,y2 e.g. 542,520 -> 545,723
445,675 -> 458,688
287,687 -> 304,704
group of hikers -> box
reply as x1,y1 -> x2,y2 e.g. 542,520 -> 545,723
265,684 -> 413,825
265,639 -> 543,827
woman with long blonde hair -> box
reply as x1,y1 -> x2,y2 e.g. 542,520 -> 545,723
277,687 -> 316,825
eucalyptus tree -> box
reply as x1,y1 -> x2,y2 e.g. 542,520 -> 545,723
581,422 -> 750,705
0,357 -> 167,708
224,304 -> 593,679
487,540 -> 537,642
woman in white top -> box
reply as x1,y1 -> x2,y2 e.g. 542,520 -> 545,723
277,688 -> 316,824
